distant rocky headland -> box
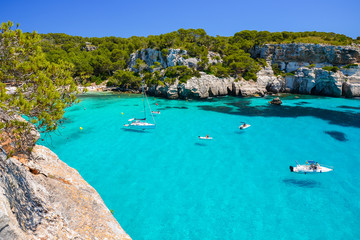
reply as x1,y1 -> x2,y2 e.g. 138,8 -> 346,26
0,110 -> 131,240
122,44 -> 360,99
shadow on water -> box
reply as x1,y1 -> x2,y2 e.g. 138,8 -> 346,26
164,106 -> 188,109
225,100 -> 251,108
283,178 -> 321,188
122,128 -> 150,133
294,101 -> 310,106
195,142 -> 207,147
235,131 -> 245,135
337,105 -> 360,110
324,131 -> 348,142
199,101 -> 360,128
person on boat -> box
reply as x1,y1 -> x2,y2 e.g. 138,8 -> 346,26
310,163 -> 316,170
205,134 -> 209,139
242,123 -> 246,127
316,162 -> 321,170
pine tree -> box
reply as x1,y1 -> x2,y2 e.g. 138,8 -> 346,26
0,21 -> 79,156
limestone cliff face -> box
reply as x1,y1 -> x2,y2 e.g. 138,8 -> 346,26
284,68 -> 344,96
251,43 -> 360,70
128,45 -> 360,99
128,48 -> 221,71
0,113 -> 131,239
250,43 -> 360,97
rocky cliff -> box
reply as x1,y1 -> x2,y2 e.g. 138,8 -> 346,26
128,48 -> 221,71
250,43 -> 360,71
128,44 -> 360,99
0,112 -> 131,239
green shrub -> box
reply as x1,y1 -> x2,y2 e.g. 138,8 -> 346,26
342,63 -> 358,69
257,58 -> 268,67
322,66 -> 339,72
243,71 -> 257,81
307,64 -> 316,68
272,63 -> 285,76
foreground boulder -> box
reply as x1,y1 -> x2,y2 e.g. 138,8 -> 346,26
0,112 -> 131,240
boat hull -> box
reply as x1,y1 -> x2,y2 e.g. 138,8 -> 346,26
124,123 -> 156,130
199,136 -> 213,140
239,124 -> 251,130
290,165 -> 333,174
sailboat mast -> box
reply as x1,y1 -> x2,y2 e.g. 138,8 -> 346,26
142,82 -> 146,120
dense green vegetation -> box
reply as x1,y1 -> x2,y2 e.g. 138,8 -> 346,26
38,29 -> 358,87
0,21 -> 79,156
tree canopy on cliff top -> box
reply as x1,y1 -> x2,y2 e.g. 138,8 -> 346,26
0,21 -> 79,156
39,28 -> 358,87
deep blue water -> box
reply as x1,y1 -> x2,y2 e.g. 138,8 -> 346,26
40,93 -> 360,240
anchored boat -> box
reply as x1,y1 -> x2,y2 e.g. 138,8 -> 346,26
124,82 -> 156,130
239,122 -> 251,130
290,160 -> 333,174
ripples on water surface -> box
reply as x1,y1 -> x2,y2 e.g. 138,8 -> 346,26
40,93 -> 360,240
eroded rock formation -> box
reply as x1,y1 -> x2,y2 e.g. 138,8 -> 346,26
0,111 -> 131,240
128,44 -> 360,99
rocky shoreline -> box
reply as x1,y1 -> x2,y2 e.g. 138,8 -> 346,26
0,111 -> 131,240
121,43 -> 360,99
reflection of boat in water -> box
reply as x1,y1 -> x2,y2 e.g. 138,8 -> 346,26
123,82 -> 155,130
290,160 -> 333,174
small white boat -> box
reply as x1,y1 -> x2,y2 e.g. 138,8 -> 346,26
290,160 -> 333,174
151,111 -> 161,114
198,136 -> 213,140
239,124 -> 251,130
124,118 -> 156,130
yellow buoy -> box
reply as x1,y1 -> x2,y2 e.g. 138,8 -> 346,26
80,127 -> 83,130
121,112 -> 124,115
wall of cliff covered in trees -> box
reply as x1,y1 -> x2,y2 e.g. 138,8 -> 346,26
39,29 -> 360,89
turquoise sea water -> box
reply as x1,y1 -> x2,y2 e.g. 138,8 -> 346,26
40,93 -> 360,240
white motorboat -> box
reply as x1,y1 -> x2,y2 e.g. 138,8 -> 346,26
198,136 -> 213,140
124,82 -> 156,130
239,124 -> 251,130
290,160 -> 333,174
151,111 -> 161,114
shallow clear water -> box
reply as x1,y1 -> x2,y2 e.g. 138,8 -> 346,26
40,93 -> 360,240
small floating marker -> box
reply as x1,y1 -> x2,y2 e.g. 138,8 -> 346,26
80,127 -> 83,130
121,112 -> 124,115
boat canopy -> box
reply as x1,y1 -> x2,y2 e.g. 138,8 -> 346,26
307,160 -> 316,164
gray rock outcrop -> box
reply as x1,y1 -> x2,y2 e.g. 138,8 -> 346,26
0,111 -> 131,240
251,43 -> 360,71
128,44 -> 360,99
284,67 -> 345,96
128,48 -> 221,71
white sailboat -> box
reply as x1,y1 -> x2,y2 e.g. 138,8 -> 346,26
290,160 -> 333,174
124,82 -> 156,130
